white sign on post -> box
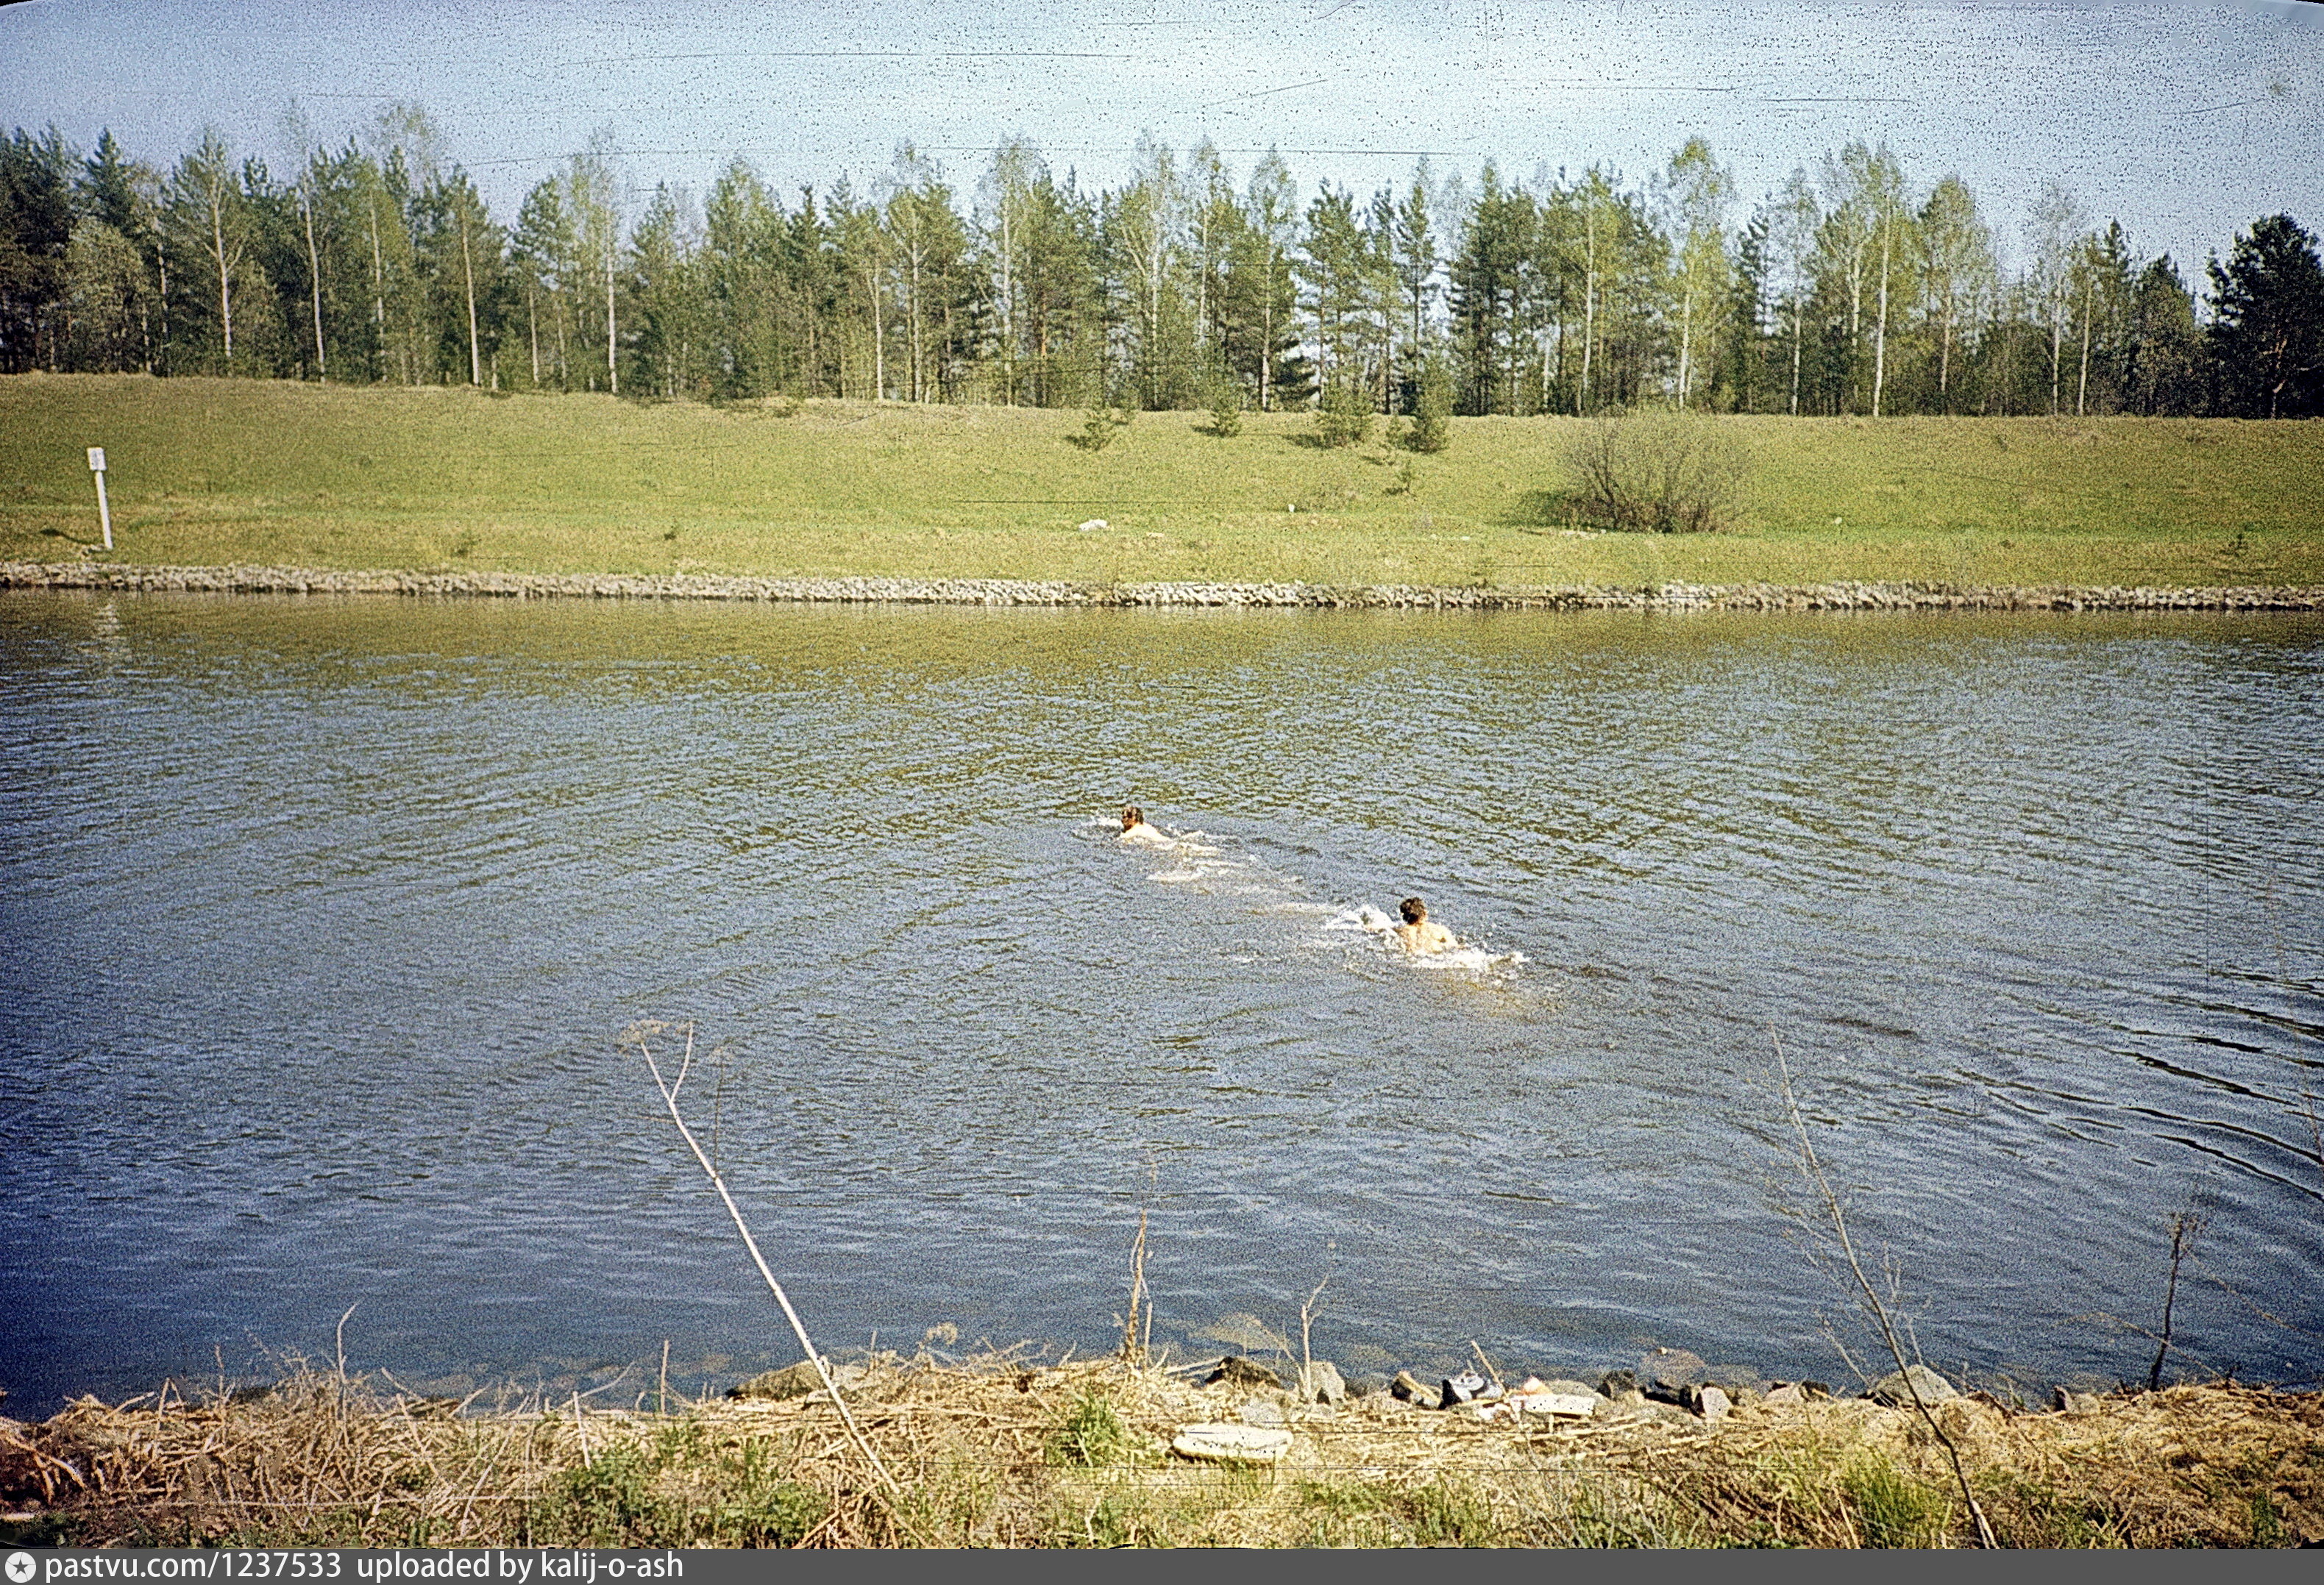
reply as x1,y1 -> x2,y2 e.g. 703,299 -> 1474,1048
88,446 -> 113,550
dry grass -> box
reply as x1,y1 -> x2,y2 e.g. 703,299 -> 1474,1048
5,1361 -> 2317,1548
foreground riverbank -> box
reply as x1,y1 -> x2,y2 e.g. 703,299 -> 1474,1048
8,560 -> 2323,612
3,1358 -> 2317,1548
6,379 -> 2320,591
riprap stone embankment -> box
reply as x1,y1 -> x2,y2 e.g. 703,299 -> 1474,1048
5,560 -> 2320,612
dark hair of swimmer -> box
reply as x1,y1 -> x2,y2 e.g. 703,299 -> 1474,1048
1399,897 -> 1427,925
1122,805 -> 1145,830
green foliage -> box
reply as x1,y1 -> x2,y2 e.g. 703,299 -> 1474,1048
2206,213 -> 2324,419
1314,382 -> 1374,448
1841,1457 -> 1950,1549
1405,361 -> 1452,453
1207,382 -> 1243,438
1045,1390 -> 1138,1468
527,1424 -> 825,1548
1071,405 -> 1133,452
1565,412 -> 1750,533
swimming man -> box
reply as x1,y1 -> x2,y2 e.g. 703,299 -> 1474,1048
1119,805 -> 1175,848
1393,896 -> 1457,954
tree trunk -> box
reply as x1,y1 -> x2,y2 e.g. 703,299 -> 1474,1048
303,186 -> 327,381
1872,229 -> 1890,418
866,258 -> 883,400
2075,273 -> 2093,417
1938,288 -> 1953,412
1578,210 -> 1597,416
999,205 -> 1015,405
2048,287 -> 2064,416
605,237 -> 618,396
1677,287 -> 1694,411
1789,296 -> 1804,416
527,278 -> 540,386
461,210 -> 480,387
209,185 -> 234,372
1259,260 -> 1273,412
367,199 -> 386,378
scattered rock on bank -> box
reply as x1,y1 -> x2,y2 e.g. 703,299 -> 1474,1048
1206,1356 -> 1283,1392
7,561 -> 2320,614
1390,1370 -> 1439,1410
1294,1361 -> 1347,1406
1866,1364 -> 1961,1408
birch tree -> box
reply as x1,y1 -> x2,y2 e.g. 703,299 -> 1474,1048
980,138 -> 1043,405
1916,174 -> 1993,413
1114,132 -> 1185,407
1766,171 -> 1819,415
568,130 -> 623,394
2025,180 -> 2088,416
1243,149 -> 1299,410
169,129 -> 247,372
1657,137 -> 1734,410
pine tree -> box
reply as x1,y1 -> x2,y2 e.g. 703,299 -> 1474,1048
2124,256 -> 2207,416
2207,213 -> 2324,419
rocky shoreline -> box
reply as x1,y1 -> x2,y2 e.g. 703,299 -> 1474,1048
5,559 -> 2322,612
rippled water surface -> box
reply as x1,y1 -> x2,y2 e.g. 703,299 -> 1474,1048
3,594 -> 2320,1411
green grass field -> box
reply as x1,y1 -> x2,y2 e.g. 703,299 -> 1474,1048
3,373 -> 2318,588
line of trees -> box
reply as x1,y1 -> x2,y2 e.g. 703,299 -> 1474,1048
4,112 -> 2319,419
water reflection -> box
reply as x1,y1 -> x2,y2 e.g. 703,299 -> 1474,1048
1,594 -> 2318,1412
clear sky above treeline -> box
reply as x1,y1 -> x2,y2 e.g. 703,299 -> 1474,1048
3,0 -> 2320,277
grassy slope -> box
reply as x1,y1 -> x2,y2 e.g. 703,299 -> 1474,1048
3,373 -> 2319,588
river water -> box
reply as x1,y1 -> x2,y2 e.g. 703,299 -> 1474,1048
2,594 -> 2319,1412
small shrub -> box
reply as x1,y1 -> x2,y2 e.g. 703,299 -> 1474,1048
1072,405 -> 1134,452
1207,383 -> 1243,438
1045,1390 -> 1137,1467
1564,412 -> 1749,533
1314,383 -> 1374,448
1404,363 -> 1452,453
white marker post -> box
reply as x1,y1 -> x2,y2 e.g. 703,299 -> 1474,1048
88,447 -> 113,551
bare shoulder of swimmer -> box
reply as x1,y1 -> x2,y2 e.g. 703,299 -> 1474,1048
1397,922 -> 1453,953
1119,805 -> 1173,846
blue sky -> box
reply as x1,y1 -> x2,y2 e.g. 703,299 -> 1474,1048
4,0 -> 2320,279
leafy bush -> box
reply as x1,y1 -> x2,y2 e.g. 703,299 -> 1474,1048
1564,412 -> 1749,533
1313,383 -> 1374,448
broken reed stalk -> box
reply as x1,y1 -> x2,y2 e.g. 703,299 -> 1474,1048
1121,1204 -> 1149,1364
632,1022 -> 913,1525
1300,1260 -> 1332,1387
1774,1031 -> 2000,1549
2147,1207 -> 2204,1392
